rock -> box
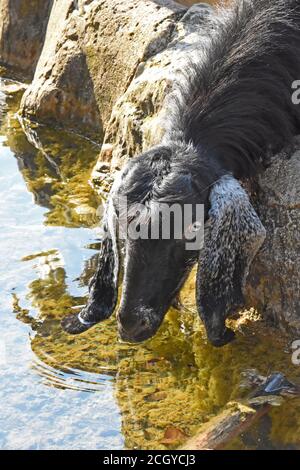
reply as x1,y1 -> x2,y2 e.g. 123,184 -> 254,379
245,142 -> 300,336
92,2 -> 214,180
0,80 -> 27,95
0,0 -> 53,79
19,0 -> 101,139
20,0 -> 187,140
177,1 -> 219,6
97,145 -> 113,163
177,0 -> 209,5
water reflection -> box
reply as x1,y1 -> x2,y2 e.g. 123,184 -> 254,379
13,247 -> 300,449
0,75 -> 299,450
0,76 -> 122,450
2,100 -> 102,226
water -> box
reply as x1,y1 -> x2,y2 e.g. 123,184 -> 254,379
0,76 -> 299,450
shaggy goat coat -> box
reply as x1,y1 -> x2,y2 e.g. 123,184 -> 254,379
167,0 -> 300,178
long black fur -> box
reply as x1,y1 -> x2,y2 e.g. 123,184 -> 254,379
168,0 -> 300,177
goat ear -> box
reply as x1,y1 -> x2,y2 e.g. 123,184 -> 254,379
61,197 -> 119,335
196,175 -> 266,347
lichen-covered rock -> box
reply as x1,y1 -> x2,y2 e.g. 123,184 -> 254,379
20,0 -> 186,140
245,142 -> 300,336
0,0 -> 53,79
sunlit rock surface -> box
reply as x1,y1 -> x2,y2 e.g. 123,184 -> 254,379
0,0 -> 53,79
19,0 -> 186,140
20,0 -> 102,139
93,3 -> 213,175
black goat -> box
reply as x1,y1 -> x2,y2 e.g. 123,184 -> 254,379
62,0 -> 300,347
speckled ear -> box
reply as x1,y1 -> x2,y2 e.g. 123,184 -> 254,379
196,175 -> 266,347
61,196 -> 120,335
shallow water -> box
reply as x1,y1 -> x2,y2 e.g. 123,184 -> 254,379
0,76 -> 299,450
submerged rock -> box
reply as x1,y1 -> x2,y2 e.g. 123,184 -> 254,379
0,0 -> 53,79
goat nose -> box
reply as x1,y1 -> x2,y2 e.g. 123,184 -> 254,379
118,322 -> 152,343
117,306 -> 159,343
207,327 -> 236,347
117,313 -> 147,335
116,307 -> 139,332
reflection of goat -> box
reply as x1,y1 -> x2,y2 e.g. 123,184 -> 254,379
62,0 -> 300,347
